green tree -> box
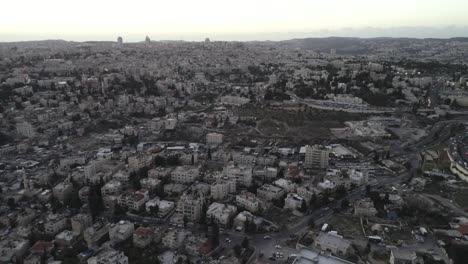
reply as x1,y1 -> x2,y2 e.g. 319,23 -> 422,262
183,215 -> 188,227
89,184 -> 104,220
7,198 -> 16,210
154,156 -> 166,167
150,205 -> 159,216
207,148 -> 212,160
299,199 -> 308,212
64,189 -> 82,209
130,172 -> 141,190
341,198 -> 350,209
211,222 -> 220,247
242,237 -> 249,249
234,244 -> 242,257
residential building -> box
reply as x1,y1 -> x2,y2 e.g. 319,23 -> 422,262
52,182 -> 73,202
165,118 -> 177,130
117,190 -> 149,211
101,180 -> 122,196
55,230 -> 78,248
112,170 -> 131,182
284,193 -> 304,210
84,221 -> 109,247
257,184 -> 285,201
44,214 -> 67,236
16,121 -> 35,138
140,178 -> 161,191
88,249 -> 128,264
390,248 -> 417,264
206,133 -> 223,145
176,191 -> 204,222
133,227 -> 154,248
211,178 -> 236,200
71,213 -> 92,235
145,198 -> 175,218
235,191 -> 259,213
232,153 -> 256,165
162,229 -> 189,249
79,186 -> 90,202
297,186 -> 317,202
274,178 -> 296,193
314,232 -> 350,255
0,239 -> 29,264
206,202 -> 237,227
354,198 -> 378,217
223,164 -> 252,187
304,145 -> 330,169
170,166 -> 200,184
109,220 -> 135,244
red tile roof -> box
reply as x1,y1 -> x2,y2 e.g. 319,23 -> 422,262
135,227 -> 153,237
457,224 -> 468,235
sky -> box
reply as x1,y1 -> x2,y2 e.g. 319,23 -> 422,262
1,0 -> 468,41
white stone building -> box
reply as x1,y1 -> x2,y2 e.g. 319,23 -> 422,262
304,145 -> 329,169
223,164 -> 252,187
211,178 -> 236,200
284,193 -> 304,210
257,184 -> 285,201
235,191 -> 260,213
170,166 -> 200,184
109,220 -> 135,244
206,202 -> 237,227
206,133 -> 223,145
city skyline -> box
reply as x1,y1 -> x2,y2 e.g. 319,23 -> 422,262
1,0 -> 468,42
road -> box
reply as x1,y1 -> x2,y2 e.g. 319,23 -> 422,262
220,173 -> 408,262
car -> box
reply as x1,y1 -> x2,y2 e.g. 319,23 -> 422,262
268,257 -> 276,261
275,245 -> 282,249
227,239 -> 232,243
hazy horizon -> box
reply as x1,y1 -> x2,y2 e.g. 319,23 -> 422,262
1,26 -> 468,43
2,0 -> 468,42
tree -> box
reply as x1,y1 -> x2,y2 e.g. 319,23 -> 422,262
365,185 -> 371,196
166,155 -> 180,166
309,193 -> 318,208
207,148 -> 212,160
341,198 -> 350,209
242,237 -> 249,249
154,156 -> 166,167
211,222 -> 220,247
183,215 -> 188,227
308,218 -> 315,228
383,193 -> 390,204
334,185 -> 347,199
64,189 -> 82,209
299,200 -> 308,213
245,219 -> 257,234
130,172 -> 141,190
247,181 -> 259,195
150,205 -> 159,216
7,197 -> 16,210
89,184 -> 104,220
234,244 -> 242,257
320,189 -> 331,206
373,151 -> 380,163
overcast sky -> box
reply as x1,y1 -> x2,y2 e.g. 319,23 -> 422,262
1,0 -> 468,41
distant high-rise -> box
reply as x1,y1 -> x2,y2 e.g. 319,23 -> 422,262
145,36 -> 151,47
330,48 -> 337,56
117,36 -> 123,48
304,145 -> 329,169
205,37 -> 210,43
